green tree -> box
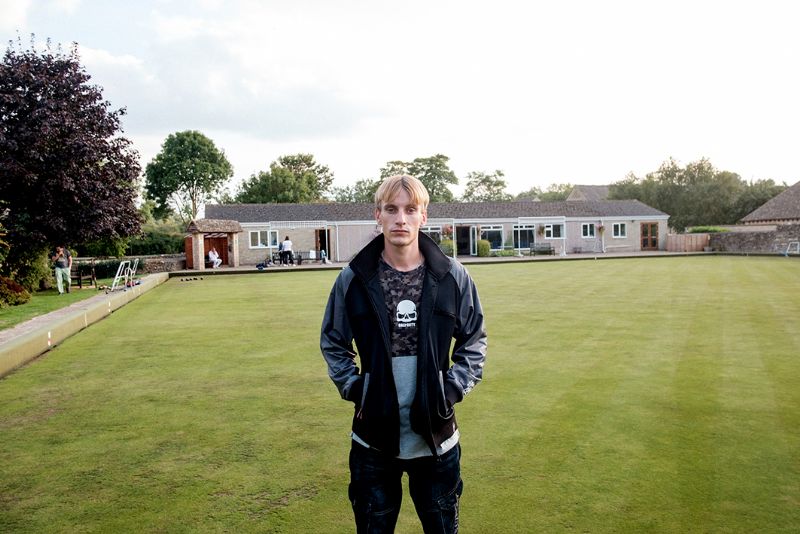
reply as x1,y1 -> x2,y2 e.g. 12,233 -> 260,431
607,157 -> 773,232
273,154 -> 334,200
514,186 -> 543,201
514,183 -> 573,201
538,183 -> 574,202
0,40 -> 141,289
126,202 -> 186,255
331,178 -> 380,203
234,154 -> 333,203
732,179 -> 788,221
461,170 -> 512,202
379,154 -> 458,202
145,130 -> 233,222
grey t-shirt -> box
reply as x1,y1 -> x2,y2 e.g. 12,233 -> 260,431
53,249 -> 71,268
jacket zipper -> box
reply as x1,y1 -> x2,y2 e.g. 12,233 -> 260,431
356,372 -> 370,419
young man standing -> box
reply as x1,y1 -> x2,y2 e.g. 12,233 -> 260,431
321,175 -> 487,533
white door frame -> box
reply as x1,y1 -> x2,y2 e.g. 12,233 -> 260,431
470,225 -> 478,255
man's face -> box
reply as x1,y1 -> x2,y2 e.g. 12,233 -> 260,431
375,188 -> 428,249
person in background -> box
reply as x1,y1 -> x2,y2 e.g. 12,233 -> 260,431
282,235 -> 294,266
320,175 -> 487,533
51,245 -> 72,294
208,247 -> 222,268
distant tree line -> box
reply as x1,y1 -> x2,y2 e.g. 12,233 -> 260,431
608,158 -> 787,232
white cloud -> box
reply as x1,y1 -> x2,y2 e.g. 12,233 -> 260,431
5,0 -> 800,193
0,0 -> 32,31
47,0 -> 81,14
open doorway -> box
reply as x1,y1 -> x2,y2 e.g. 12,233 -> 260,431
316,228 -> 331,258
456,226 -> 470,255
455,225 -> 479,255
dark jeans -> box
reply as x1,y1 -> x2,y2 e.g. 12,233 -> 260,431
349,441 -> 463,534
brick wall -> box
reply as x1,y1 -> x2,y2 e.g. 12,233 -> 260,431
709,224 -> 800,254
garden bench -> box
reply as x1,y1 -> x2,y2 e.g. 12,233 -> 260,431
529,243 -> 555,256
70,261 -> 97,289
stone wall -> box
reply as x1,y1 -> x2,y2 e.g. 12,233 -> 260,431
709,224 -> 800,254
137,254 -> 186,273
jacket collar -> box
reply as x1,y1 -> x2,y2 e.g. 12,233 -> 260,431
350,232 -> 451,281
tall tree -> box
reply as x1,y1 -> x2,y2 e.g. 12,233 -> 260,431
0,40 -> 141,289
145,130 -> 233,221
235,167 -> 312,203
234,153 -> 334,203
461,170 -> 512,202
380,154 -> 458,202
273,153 -> 334,200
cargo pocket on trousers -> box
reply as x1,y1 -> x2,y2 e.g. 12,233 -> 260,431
435,478 -> 463,533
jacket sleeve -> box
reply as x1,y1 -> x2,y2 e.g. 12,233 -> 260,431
444,262 -> 487,407
320,268 -> 363,402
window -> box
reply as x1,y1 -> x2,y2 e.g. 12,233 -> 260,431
581,223 -> 595,238
422,226 -> 442,243
613,223 -> 627,238
513,224 -> 536,249
268,230 -> 279,247
249,230 -> 269,248
545,224 -> 563,239
480,225 -> 503,249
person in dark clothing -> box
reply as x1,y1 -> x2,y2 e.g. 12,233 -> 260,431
321,175 -> 487,533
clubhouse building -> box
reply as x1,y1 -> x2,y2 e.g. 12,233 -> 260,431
190,199 -> 669,268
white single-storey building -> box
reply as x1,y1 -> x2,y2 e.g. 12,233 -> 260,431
198,200 -> 669,267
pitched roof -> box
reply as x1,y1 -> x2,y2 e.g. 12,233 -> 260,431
741,181 -> 800,223
186,219 -> 243,233
567,185 -> 610,201
205,200 -> 667,224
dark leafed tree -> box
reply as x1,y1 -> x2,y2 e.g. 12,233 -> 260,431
145,130 -> 234,222
380,154 -> 458,202
234,153 -> 333,203
461,170 -> 512,202
0,39 -> 141,289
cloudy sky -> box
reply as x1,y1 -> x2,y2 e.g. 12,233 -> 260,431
3,0 -> 799,196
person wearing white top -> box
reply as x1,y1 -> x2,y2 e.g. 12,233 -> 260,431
208,247 -> 222,268
281,236 -> 293,265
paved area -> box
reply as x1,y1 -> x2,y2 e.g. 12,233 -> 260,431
0,289 -> 117,346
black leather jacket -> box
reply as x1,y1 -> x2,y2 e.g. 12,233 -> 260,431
320,233 -> 487,456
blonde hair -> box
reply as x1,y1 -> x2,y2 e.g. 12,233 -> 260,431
374,175 -> 430,211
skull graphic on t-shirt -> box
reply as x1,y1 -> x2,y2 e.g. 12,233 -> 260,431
396,299 -> 417,324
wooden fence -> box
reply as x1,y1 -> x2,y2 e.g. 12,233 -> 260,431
666,233 -> 710,252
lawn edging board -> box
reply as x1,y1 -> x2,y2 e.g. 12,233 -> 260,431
0,273 -> 169,378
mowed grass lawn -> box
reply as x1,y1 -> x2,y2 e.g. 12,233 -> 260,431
1,257 -> 799,533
